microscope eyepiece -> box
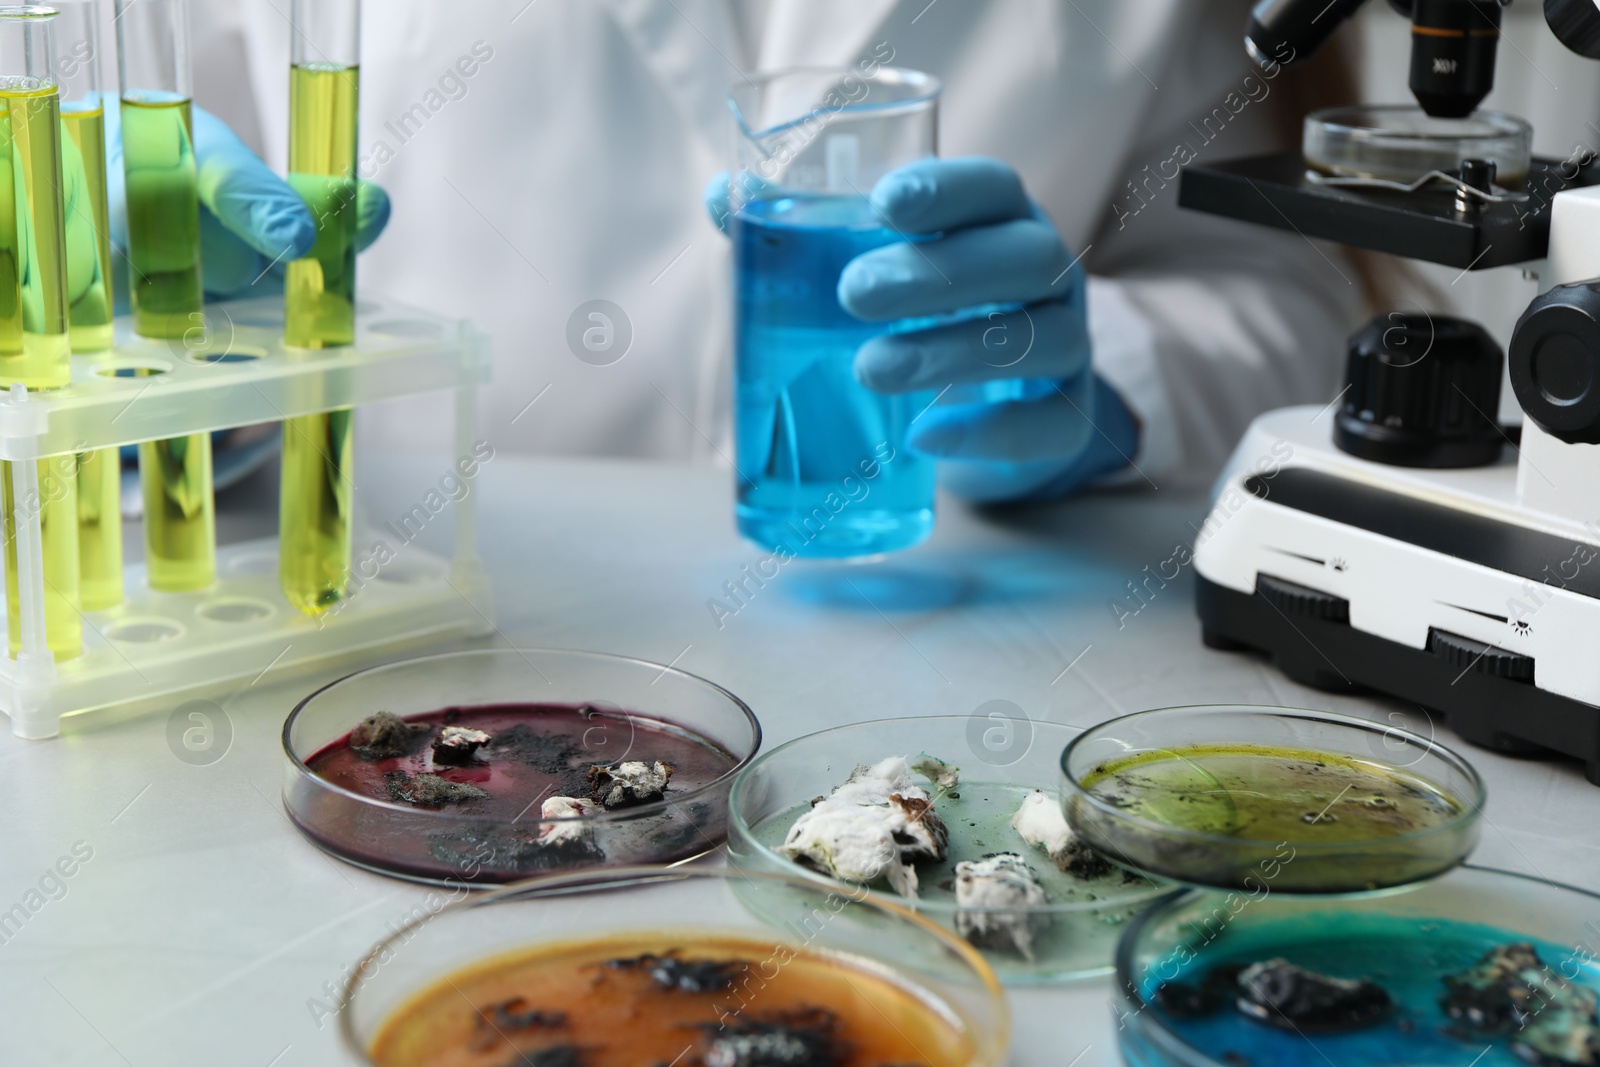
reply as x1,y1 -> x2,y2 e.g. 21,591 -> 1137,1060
1407,0 -> 1505,118
1246,0 -> 1371,68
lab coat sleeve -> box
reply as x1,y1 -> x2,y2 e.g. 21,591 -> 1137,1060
1059,1 -> 1369,491
959,0 -> 1367,490
1086,211 -> 1366,489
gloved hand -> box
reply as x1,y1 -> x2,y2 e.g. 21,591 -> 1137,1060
706,157 -> 1139,504
839,157 -> 1139,504
105,99 -> 391,306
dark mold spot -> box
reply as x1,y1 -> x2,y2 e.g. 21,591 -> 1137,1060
470,998 -> 567,1053
1442,942 -> 1600,1065
697,1007 -> 844,1067
349,711 -> 430,760
1235,958 -> 1392,1033
489,723 -> 589,790
427,824 -> 603,874
385,771 -> 490,806
604,951 -> 747,993
1153,963 -> 1247,1019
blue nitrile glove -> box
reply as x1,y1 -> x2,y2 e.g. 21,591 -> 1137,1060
839,157 -> 1139,504
106,99 -> 392,307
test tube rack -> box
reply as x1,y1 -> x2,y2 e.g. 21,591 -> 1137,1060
0,294 -> 494,740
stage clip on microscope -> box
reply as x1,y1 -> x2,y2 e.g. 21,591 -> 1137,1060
1184,0 -> 1600,782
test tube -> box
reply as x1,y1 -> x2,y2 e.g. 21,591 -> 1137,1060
279,0 -> 357,615
0,6 -> 80,659
57,0 -> 108,352
56,0 -> 120,610
115,0 -> 213,592
0,6 -> 71,387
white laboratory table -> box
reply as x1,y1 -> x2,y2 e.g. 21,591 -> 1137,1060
4,454 -> 1598,1067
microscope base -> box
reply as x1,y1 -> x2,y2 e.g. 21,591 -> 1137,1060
1192,405 -> 1600,784
1197,576 -> 1600,784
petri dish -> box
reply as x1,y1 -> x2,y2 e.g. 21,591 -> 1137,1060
281,649 -> 761,885
1304,105 -> 1533,188
728,715 -> 1169,984
1060,705 -> 1484,895
340,864 -> 1010,1067
1114,865 -> 1600,1067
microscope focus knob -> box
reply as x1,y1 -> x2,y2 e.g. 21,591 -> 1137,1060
1510,281 -> 1600,445
1428,629 -> 1535,683
1335,313 -> 1504,467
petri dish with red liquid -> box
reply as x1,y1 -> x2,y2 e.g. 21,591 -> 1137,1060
282,649 -> 761,885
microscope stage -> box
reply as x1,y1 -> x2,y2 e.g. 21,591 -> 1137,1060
1178,152 -> 1596,269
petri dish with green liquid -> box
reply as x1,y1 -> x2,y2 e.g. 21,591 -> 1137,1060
1060,706 -> 1484,895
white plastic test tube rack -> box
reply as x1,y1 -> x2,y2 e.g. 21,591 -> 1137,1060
0,294 -> 494,739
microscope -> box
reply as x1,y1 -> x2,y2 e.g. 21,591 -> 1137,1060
1185,0 -> 1600,782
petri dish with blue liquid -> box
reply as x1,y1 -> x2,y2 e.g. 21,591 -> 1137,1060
1115,865 -> 1600,1067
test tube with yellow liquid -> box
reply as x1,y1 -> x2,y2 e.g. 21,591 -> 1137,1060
115,0 -> 213,592
57,0 -> 121,611
280,0 -> 358,615
0,6 -> 80,661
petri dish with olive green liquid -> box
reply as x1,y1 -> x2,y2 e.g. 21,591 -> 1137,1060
1060,706 -> 1483,895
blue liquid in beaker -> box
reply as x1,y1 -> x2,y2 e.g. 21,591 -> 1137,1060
733,194 -> 935,559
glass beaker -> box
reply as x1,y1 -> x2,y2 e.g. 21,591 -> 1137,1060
727,66 -> 940,559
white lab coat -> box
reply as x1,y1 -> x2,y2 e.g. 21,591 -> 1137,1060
191,0 -> 1363,488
